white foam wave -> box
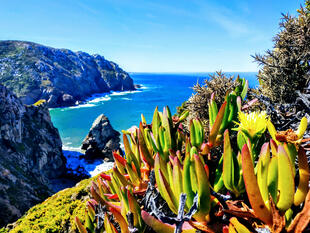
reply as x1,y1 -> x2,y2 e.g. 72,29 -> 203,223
89,162 -> 114,176
121,97 -> 132,100
110,90 -> 142,96
62,145 -> 82,152
87,94 -> 111,103
67,103 -> 96,109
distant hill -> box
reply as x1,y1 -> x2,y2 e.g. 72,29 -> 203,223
0,40 -> 135,107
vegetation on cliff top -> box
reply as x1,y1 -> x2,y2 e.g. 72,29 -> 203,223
6,176 -> 96,233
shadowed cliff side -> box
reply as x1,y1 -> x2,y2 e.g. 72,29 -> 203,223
0,84 -> 66,226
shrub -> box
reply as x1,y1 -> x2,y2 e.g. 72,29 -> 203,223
254,1 -> 310,103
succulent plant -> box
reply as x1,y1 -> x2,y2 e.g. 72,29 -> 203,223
76,78 -> 310,233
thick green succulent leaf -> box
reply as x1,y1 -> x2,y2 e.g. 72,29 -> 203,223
237,131 -> 247,153
113,167 -> 129,187
213,155 -> 224,192
240,80 -> 248,100
183,152 -> 195,209
152,106 -> 160,140
294,147 -> 310,206
109,207 -> 129,233
193,154 -> 211,222
104,214 -> 119,233
219,94 -> 231,134
283,143 -> 297,175
158,169 -> 178,213
257,143 -> 271,208
267,120 -> 278,144
127,189 -> 143,230
179,110 -> 189,122
227,93 -> 237,123
241,144 -> 272,225
229,217 -> 251,233
296,117 -> 307,138
141,211 -> 197,233
125,163 -> 140,187
276,145 -> 295,212
223,129 -> 235,191
75,217 -> 88,233
209,101 -> 227,147
162,107 -> 174,149
172,157 -> 183,203
138,128 -> 154,167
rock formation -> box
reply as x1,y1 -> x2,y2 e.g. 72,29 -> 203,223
0,40 -> 136,108
0,84 -> 66,226
81,114 -> 120,160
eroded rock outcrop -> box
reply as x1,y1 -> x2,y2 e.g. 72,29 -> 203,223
0,40 -> 136,107
81,114 -> 120,160
0,84 -> 66,226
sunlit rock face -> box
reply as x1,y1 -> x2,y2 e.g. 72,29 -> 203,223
0,40 -> 135,107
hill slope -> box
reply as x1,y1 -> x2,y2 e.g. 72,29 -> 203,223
0,40 -> 135,107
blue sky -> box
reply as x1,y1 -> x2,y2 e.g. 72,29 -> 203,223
0,0 -> 304,72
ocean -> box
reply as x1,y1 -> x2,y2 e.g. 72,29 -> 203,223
49,72 -> 258,152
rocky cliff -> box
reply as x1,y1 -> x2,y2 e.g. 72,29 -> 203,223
0,40 -> 135,107
0,84 -> 66,226
81,114 -> 120,160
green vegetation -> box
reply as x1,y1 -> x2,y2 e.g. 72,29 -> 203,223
254,2 -> 310,103
8,177 -> 96,233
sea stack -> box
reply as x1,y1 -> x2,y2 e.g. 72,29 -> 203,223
81,114 -> 120,160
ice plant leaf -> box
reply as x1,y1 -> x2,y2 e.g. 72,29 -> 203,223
158,169 -> 178,213
173,157 -> 183,203
229,217 -> 251,233
276,145 -> 294,212
141,210 -> 175,233
183,152 -> 195,209
125,163 -> 140,187
193,154 -> 211,222
75,217 -> 88,233
240,80 -> 248,100
138,128 -> 154,167
152,106 -> 160,140
142,211 -> 196,233
296,117 -> 307,139
241,144 -> 272,225
223,129 -> 234,191
219,94 -> 231,134
209,101 -> 227,147
267,120 -> 279,144
294,147 -> 310,206
109,207 -> 129,233
104,214 -> 119,233
257,143 -> 270,207
267,156 -> 279,203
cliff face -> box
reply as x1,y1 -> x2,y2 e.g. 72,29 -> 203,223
0,40 -> 135,107
0,84 -> 66,226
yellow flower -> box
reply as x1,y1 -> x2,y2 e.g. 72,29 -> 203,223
235,111 -> 268,140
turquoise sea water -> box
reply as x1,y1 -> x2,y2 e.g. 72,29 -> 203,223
49,72 -> 258,150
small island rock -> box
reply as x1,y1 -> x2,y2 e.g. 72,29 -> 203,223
81,114 -> 120,160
